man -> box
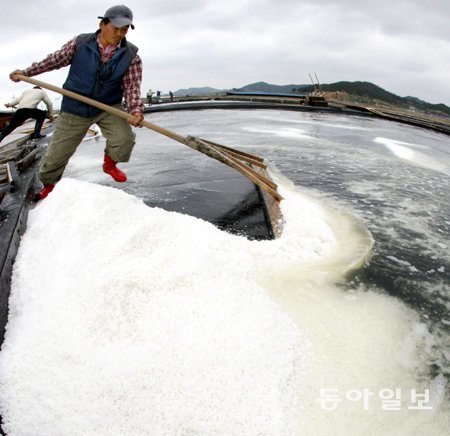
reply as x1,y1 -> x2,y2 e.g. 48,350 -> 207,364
10,5 -> 144,200
0,86 -> 54,142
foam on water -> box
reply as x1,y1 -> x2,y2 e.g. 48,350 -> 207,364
374,137 -> 449,175
242,126 -> 314,140
0,178 -> 448,435
255,113 -> 373,132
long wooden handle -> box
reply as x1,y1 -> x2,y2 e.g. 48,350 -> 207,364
16,74 -> 188,144
186,136 -> 282,201
16,74 -> 283,201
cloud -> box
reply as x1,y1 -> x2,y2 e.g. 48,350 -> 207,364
1,0 -> 449,106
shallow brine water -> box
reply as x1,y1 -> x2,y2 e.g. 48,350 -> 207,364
0,109 -> 448,435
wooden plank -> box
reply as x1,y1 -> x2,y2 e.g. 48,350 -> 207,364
6,162 -> 20,188
0,149 -> 23,165
0,183 -> 11,196
17,149 -> 39,172
252,165 -> 283,238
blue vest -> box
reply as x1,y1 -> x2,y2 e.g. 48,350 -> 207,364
61,31 -> 138,117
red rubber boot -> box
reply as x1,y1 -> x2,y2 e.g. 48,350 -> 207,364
103,154 -> 127,182
37,184 -> 55,200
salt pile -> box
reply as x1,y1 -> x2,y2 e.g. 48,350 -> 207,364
0,179 -> 315,435
0,178 -> 448,435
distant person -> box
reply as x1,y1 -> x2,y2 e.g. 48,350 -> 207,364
169,91 -> 174,101
9,4 -> 144,200
147,89 -> 154,105
0,86 -> 54,142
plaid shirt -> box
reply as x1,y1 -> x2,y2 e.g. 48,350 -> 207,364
23,36 -> 144,115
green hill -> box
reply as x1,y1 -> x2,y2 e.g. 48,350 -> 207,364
173,81 -> 450,116
236,81 -> 450,116
173,86 -> 226,96
230,81 -> 309,94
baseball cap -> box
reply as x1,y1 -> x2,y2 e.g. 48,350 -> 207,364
98,5 -> 135,29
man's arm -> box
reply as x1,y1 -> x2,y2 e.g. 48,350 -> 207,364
4,92 -> 23,108
41,91 -> 54,117
122,54 -> 144,127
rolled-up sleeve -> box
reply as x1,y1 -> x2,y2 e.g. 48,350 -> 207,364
122,54 -> 144,115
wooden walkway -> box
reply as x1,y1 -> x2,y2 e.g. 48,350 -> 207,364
329,101 -> 450,135
0,133 -> 41,205
365,106 -> 450,135
147,94 -> 450,136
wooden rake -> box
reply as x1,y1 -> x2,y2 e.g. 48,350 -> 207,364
16,75 -> 283,202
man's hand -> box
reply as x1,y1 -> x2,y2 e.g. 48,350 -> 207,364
128,112 -> 143,127
9,70 -> 25,82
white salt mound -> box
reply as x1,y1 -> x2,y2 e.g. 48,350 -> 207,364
0,179 -> 313,435
1,178 -> 448,435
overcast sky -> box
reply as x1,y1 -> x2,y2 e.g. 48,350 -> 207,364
1,0 -> 449,108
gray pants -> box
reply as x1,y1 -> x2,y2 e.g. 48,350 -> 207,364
39,105 -> 136,185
